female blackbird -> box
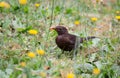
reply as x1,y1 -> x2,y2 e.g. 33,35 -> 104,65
50,26 -> 96,52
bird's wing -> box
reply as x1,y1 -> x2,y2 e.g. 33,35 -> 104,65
62,34 -> 76,45
56,35 -> 75,45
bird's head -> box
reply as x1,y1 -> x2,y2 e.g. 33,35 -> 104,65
50,26 -> 68,35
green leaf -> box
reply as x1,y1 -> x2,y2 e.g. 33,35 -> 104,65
54,6 -> 62,14
94,61 -> 102,69
5,68 -> 13,75
13,6 -> 20,11
76,63 -> 94,73
89,53 -> 97,62
65,8 -> 72,14
24,67 -> 32,78
17,26 -> 33,33
24,6 -> 29,13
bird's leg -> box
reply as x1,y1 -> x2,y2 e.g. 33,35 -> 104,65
70,51 -> 74,60
62,50 -> 65,54
70,37 -> 79,59
70,49 -> 78,60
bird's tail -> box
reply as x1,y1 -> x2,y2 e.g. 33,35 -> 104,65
80,36 -> 96,43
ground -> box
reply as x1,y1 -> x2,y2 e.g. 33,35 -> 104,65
0,0 -> 120,78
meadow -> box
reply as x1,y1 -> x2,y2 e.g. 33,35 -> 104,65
0,0 -> 120,78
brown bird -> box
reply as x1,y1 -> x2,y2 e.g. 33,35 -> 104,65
50,26 -> 96,52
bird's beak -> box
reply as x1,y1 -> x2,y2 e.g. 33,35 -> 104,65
50,26 -> 56,31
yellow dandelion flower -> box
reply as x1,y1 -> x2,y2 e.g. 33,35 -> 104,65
28,29 -> 38,35
20,62 -> 26,67
116,11 -> 120,14
0,1 -> 10,8
67,73 -> 75,78
91,17 -> 98,22
115,16 -> 120,20
37,50 -> 45,55
93,68 -> 100,75
74,20 -> 80,25
27,52 -> 36,58
0,2 -> 4,7
35,3 -> 40,8
19,0 -> 27,5
39,72 -> 46,77
94,28 -> 99,31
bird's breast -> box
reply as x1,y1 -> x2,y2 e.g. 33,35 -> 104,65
55,35 -> 75,51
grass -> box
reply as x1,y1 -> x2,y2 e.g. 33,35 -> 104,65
0,0 -> 120,78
